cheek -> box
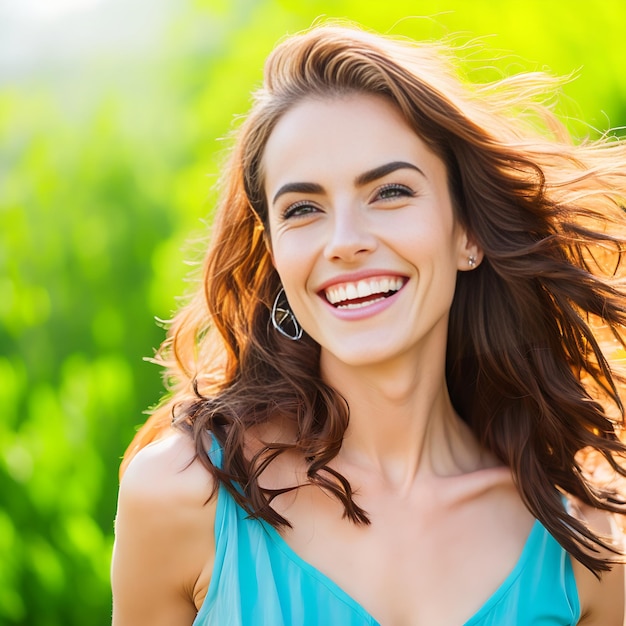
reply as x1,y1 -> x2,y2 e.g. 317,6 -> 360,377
385,218 -> 455,261
271,234 -> 296,266
270,236 -> 312,291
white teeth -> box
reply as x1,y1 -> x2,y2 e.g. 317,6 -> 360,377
324,277 -> 405,306
357,282 -> 369,298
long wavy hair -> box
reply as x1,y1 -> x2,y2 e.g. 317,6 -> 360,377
123,24 -> 626,573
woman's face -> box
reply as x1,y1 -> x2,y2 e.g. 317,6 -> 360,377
263,94 -> 478,369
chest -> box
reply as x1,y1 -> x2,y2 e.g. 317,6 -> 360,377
272,480 -> 535,626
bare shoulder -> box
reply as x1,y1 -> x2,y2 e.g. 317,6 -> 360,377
120,428 -> 215,502
569,502 -> 625,626
111,429 -> 217,626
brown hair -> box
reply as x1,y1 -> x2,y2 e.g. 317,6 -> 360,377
123,24 -> 626,573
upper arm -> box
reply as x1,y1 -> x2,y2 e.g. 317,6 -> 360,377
575,560 -> 625,626
111,433 -> 217,626
573,509 -> 626,626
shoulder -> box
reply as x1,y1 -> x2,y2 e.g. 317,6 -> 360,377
118,429 -> 218,535
111,429 -> 217,625
120,428 -> 215,503
569,503 -> 625,626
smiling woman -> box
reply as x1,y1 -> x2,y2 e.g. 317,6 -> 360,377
111,24 -> 626,626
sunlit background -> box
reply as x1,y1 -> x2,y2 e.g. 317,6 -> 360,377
2,0 -> 625,623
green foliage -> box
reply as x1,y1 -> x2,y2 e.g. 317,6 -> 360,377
1,0 -> 625,623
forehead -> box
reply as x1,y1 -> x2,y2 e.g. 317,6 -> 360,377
262,94 -> 444,194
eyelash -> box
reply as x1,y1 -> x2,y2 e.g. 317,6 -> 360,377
282,200 -> 319,220
375,183 -> 416,201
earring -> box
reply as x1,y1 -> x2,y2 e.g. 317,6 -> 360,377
468,255 -> 477,269
271,288 -> 303,341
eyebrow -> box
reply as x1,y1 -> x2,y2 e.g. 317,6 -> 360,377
271,160 -> 425,206
272,181 -> 324,206
355,161 -> 425,186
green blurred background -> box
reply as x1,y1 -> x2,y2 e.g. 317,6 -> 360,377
1,0 -> 625,623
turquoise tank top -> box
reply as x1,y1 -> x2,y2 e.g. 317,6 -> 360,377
193,437 -> 581,625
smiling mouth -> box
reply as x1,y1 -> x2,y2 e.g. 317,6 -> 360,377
323,276 -> 407,309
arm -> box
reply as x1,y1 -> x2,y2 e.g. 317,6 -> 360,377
572,509 -> 625,626
111,431 -> 217,626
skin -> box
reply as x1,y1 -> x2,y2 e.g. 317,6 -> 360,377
111,94 -> 625,625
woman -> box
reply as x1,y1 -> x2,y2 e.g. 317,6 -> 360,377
111,24 -> 626,625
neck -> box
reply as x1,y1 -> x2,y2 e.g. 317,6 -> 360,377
320,348 -> 486,488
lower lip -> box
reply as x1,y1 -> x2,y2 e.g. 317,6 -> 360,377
321,286 -> 405,321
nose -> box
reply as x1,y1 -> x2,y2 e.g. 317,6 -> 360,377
323,203 -> 377,262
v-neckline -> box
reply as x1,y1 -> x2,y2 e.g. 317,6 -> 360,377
261,517 -> 543,625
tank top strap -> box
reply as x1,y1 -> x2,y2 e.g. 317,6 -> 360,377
207,431 -> 223,467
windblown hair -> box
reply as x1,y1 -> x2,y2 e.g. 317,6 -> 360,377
123,24 -> 626,573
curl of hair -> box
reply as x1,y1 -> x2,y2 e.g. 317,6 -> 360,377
123,24 -> 626,573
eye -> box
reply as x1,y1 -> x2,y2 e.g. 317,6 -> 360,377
282,201 -> 320,220
374,183 -> 416,202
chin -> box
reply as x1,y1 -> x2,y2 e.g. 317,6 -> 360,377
321,342 -> 407,370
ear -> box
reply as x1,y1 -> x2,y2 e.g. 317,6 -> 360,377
457,231 -> 483,272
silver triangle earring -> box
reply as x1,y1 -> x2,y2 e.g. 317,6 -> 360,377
271,288 -> 303,341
